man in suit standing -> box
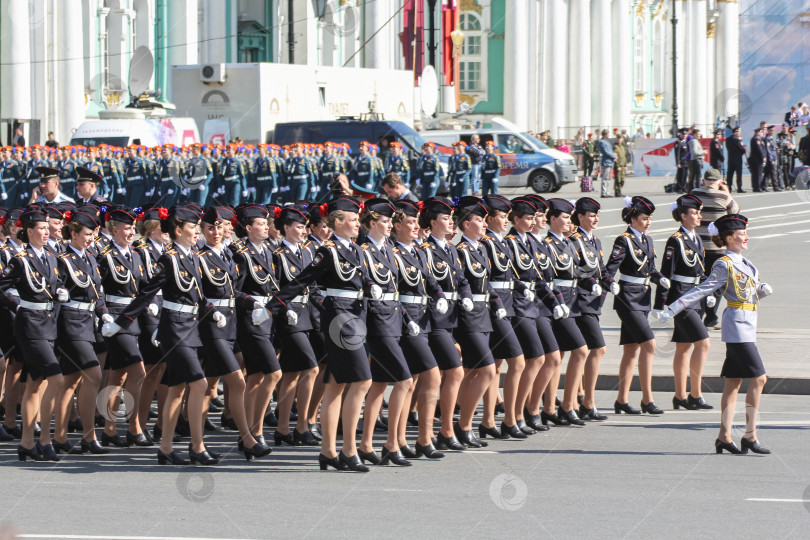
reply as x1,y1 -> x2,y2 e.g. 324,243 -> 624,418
724,127 -> 746,193
381,172 -> 418,204
749,126 -> 767,192
710,129 -> 725,172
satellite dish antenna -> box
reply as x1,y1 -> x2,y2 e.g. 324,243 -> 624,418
420,66 -> 439,117
128,46 -> 154,97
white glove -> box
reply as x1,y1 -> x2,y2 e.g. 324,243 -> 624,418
370,284 -> 383,300
252,307 -> 270,325
553,305 -> 565,320
407,321 -> 420,336
561,304 -> 570,318
122,188 -> 127,195
706,295 -> 716,308
212,311 -> 226,328
651,309 -> 663,321
310,186 -> 318,193
151,329 -> 160,348
199,185 -> 206,191
436,298 -> 448,314
286,310 -> 298,326
56,288 -> 69,302
610,282 -> 621,295
591,284 -> 603,297
495,308 -> 507,320
1,193 -> 6,201
758,283 -> 773,296
101,314 -> 114,324
146,189 -> 154,197
523,288 -> 535,301
116,188 -> 123,194
167,188 -> 175,195
461,298 -> 474,312
659,277 -> 671,289
249,187 -> 257,194
181,188 -> 189,196
101,321 -> 121,337
147,303 -> 159,317
241,190 -> 249,197
659,309 -> 675,324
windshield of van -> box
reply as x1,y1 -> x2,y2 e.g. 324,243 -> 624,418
521,133 -> 549,150
70,136 -> 130,147
498,134 -> 538,154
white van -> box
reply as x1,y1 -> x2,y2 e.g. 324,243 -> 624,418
421,118 -> 578,193
70,112 -> 200,148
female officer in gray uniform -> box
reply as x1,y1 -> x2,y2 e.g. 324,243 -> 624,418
661,214 -> 773,455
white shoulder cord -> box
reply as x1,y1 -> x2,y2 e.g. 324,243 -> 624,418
329,245 -> 357,282
460,246 -> 486,278
363,249 -> 392,285
624,236 -> 649,267
394,252 -> 421,288
676,236 -> 699,268
486,238 -> 511,273
20,257 -> 46,293
509,238 -> 533,271
547,240 -> 573,271
576,237 -> 599,270
200,255 -> 230,288
170,254 -> 195,293
62,257 -> 91,289
425,245 -> 450,281
105,252 -> 133,284
277,251 -> 298,283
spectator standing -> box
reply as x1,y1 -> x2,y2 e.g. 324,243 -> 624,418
690,168 -> 739,328
582,132 -> 596,179
687,129 -> 705,192
725,126 -> 746,193
710,129 -> 725,172
674,128 -> 688,193
13,127 -> 25,148
44,132 -> 59,149
466,134 -> 485,196
785,106 -> 799,127
749,126 -> 767,192
763,125 -> 783,191
573,128 -> 585,170
613,134 -> 627,197
596,129 -> 616,198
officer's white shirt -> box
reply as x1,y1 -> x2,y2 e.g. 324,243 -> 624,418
629,226 -> 644,241
7,239 -> 23,253
113,241 -> 131,258
205,244 -> 222,258
30,244 -> 46,260
331,234 -> 351,249
69,245 -> 85,257
577,227 -> 593,240
461,235 -> 480,250
396,241 -> 413,254
149,238 -> 164,255
174,243 -> 191,257
35,191 -> 75,204
46,239 -> 60,252
430,235 -> 448,252
549,230 -> 566,243
680,225 -> 696,243
282,239 -> 300,256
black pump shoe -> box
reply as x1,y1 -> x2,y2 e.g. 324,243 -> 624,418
188,444 -> 221,460
126,431 -> 154,447
523,412 -> 550,432
67,418 -> 84,433
37,443 -> 60,461
540,410 -> 566,426
52,439 -> 73,454
415,442 -> 445,459
243,442 -> 272,460
436,433 -> 466,451
454,423 -> 487,448
318,453 -> 346,471
380,447 -> 412,466
157,449 -> 189,465
220,414 -> 238,430
71,439 -> 110,455
308,423 -> 322,441
101,432 -> 129,447
358,449 -> 381,465
578,405 -> 608,421
500,422 -> 528,439
640,401 -> 664,415
614,401 -> 642,415
274,430 -> 295,447
189,448 -> 219,465
400,444 -> 419,459
672,396 -> 695,410
559,409 -> 586,426
688,395 -> 714,410
339,451 -> 370,472
715,439 -> 743,454
740,438 -> 771,455
477,424 -> 502,439
516,419 -> 536,435
293,430 -> 319,446
17,444 -> 43,462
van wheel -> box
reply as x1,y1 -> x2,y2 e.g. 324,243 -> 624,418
529,170 -> 555,193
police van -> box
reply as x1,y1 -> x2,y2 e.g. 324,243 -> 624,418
421,121 -> 578,193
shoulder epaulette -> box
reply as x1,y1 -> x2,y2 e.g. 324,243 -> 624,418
99,245 -> 113,255
323,240 -> 335,248
58,252 -> 71,259
273,247 -> 285,255
481,234 -> 492,241
301,241 -> 312,248
456,242 -> 467,250
620,232 -> 631,238
504,234 -> 515,240
718,255 -> 731,263
165,248 -> 177,256
392,247 -> 400,254
570,231 -> 582,240
673,232 -> 683,238
420,241 -> 430,249
543,237 -> 554,243
361,244 -> 371,251
13,251 -> 27,258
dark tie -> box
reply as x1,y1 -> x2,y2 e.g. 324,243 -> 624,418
222,251 -> 228,263
41,254 -> 49,272
124,251 -> 131,262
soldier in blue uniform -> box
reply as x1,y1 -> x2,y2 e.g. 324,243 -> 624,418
55,147 -> 78,201
252,144 -> 277,205
97,145 -> 122,201
385,142 -> 410,190
660,214 -> 773,455
448,141 -> 472,198
155,146 -> 181,207
603,196 -> 670,415
350,141 -> 375,192
749,127 -> 767,192
415,142 -> 444,201
217,145 -> 248,207
654,194 -> 714,411
123,146 -> 151,209
318,142 -> 345,201
184,143 -> 214,207
481,140 -> 502,196
1,147 -> 24,207
285,143 -> 312,203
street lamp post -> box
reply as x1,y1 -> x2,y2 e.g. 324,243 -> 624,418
288,0 -> 295,64
671,0 -> 679,136
450,28 -> 465,112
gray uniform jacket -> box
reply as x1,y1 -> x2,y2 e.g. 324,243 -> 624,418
668,251 -> 771,343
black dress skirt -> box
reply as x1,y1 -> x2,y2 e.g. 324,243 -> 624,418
721,342 -> 766,379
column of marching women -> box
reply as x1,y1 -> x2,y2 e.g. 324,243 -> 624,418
0,168 -> 775,467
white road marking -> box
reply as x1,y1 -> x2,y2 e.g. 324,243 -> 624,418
788,229 -> 810,234
745,498 -> 808,503
18,536 -> 262,540
749,234 -> 788,239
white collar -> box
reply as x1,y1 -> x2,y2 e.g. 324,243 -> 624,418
549,230 -> 566,242
462,235 -> 480,250
149,238 -> 164,253
368,236 -> 386,251
282,239 -> 299,253
725,250 -> 743,263
205,244 -> 222,257
332,234 -> 351,249
47,239 -> 59,249
396,240 -> 413,254
680,226 -> 695,241
487,229 -> 503,241
113,241 -> 130,256
578,227 -> 592,240
69,245 -> 85,257
8,239 -> 23,252
30,245 -> 46,259
250,241 -> 265,253
174,243 -> 191,257
529,231 -> 543,242
629,226 -> 644,239
430,235 -> 447,251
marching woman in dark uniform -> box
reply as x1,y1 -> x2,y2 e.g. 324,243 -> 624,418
540,199 -> 591,426
603,196 -> 670,415
96,206 -> 152,447
504,197 -> 559,433
0,207 -> 69,461
132,206 -> 170,442
1,208 -> 26,439
522,195 -> 566,431
197,206 -> 272,460
420,197 -> 474,451
453,196 -> 507,448
569,197 -> 609,421
357,198 -> 417,467
655,195 -> 714,411
103,205 -> 225,465
51,210 -> 111,454
230,204 -> 283,446
479,195 -> 530,439
661,214 -> 773,454
268,195 -> 374,472
271,205 -> 320,446
391,199 -> 448,458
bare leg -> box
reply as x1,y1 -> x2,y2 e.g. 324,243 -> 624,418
20,378 -> 47,448
439,366 -> 463,437
307,363 -> 326,427
139,363 -> 166,432
187,378 -> 208,453
293,367 -> 317,433
384,378 -> 412,451
481,359 -> 502,428
78,366 -> 102,442
319,378 -> 345,458
718,378 -> 742,443
3,360 -> 22,430
275,372 -> 302,436
340,379 -> 372,457
457,364 -> 496,431
218,371 -> 256,446
359,382 -> 386,453
744,374 -> 767,442
688,339 -> 710,399
672,343 -> 692,400
581,347 -> 605,410
638,339 -> 657,404
561,346 -> 588,412
544,352 -> 564,413
252,370 -> 282,438
415,367 -> 440,445
37,374 -> 64,446
502,355 -> 525,425
159,384 -> 186,454
515,355 -> 544,420
616,344 -> 640,404
529,350 -> 560,415
53,373 -> 81,443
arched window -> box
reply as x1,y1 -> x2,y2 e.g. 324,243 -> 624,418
459,12 -> 484,92
634,17 -> 645,93
653,19 -> 663,95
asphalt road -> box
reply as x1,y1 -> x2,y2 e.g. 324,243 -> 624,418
0,391 -> 808,539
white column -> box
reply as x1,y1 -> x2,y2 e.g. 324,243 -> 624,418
203,0 -> 227,63
56,0 -> 85,142
363,0 -> 394,69
590,0 -> 612,131
612,0 -> 630,132
678,0 -> 690,124
546,0 -> 568,136
504,0 -> 529,129
568,0 -> 591,133
690,0 -> 708,129
715,0 -> 739,105
0,0 -> 33,123
706,17 -> 716,126
168,0 -> 199,66
30,0 -> 49,137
